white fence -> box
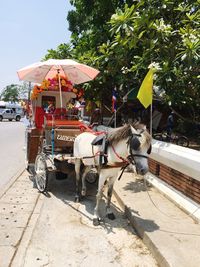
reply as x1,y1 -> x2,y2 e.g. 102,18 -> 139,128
146,139 -> 200,221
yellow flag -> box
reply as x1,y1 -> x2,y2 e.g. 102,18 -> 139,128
137,68 -> 154,108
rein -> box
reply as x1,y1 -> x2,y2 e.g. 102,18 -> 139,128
111,144 -> 129,164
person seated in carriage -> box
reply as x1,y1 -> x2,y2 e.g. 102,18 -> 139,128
47,101 -> 56,114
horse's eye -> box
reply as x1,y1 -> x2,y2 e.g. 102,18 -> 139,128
131,137 -> 141,150
147,145 -> 152,154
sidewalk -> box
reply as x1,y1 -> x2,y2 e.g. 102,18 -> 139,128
0,171 -> 44,267
114,172 -> 200,267
1,170 -> 200,267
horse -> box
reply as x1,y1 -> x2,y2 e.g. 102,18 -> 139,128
73,123 -> 152,225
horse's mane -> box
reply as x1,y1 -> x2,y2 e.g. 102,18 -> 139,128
107,123 -> 151,145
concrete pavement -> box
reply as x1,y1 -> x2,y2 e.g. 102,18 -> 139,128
1,169 -> 200,266
0,171 -> 44,267
114,172 -> 200,267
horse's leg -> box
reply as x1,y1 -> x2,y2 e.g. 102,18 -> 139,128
81,165 -> 92,196
106,174 -> 118,220
74,159 -> 82,202
93,169 -> 107,226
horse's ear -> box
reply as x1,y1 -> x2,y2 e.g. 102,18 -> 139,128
142,125 -> 147,130
130,125 -> 138,135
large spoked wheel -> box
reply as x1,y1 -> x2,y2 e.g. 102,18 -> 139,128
176,136 -> 189,147
35,153 -> 48,193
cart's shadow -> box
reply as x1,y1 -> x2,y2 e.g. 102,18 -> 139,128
41,171 -> 159,234
47,172 -> 126,232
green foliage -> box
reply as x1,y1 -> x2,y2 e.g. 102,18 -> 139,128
44,0 -> 200,122
43,43 -> 72,60
0,83 -> 28,102
0,84 -> 20,102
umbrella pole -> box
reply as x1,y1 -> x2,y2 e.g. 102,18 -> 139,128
57,69 -> 63,109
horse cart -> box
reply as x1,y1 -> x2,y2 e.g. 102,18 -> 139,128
18,59 -> 100,193
25,86 -> 99,192
18,60 -> 153,225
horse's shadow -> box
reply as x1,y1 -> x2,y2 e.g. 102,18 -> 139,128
122,177 -> 152,193
37,171 -> 159,235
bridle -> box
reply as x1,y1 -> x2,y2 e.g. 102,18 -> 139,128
108,132 -> 152,182
111,132 -> 151,165
112,132 -> 151,180
127,133 -> 151,162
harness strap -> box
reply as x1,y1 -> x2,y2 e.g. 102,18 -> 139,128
118,163 -> 129,180
111,144 -> 129,164
129,154 -> 148,159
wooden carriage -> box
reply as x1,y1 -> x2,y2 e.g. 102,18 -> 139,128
25,88 -> 94,192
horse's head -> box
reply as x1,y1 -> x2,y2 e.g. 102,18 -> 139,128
128,124 -> 152,175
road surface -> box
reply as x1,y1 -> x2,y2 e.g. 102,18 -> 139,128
0,120 -> 26,189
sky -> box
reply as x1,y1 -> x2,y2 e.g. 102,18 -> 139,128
0,0 -> 73,93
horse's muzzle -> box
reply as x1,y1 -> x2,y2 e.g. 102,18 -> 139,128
136,163 -> 149,175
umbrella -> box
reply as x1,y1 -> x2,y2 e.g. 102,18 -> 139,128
17,59 -> 100,108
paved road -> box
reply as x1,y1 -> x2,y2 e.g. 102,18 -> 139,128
0,120 -> 26,189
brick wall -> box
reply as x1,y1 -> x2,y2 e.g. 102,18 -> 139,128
149,158 -> 200,204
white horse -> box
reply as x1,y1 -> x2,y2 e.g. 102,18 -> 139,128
73,123 -> 152,225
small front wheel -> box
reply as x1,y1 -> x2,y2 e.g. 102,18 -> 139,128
176,136 -> 189,147
35,154 -> 48,192
85,169 -> 98,184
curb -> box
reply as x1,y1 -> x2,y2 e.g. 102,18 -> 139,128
113,189 -> 170,267
11,193 -> 45,267
0,167 -> 25,199
0,168 -> 45,267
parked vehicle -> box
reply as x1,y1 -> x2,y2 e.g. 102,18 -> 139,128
0,101 -> 23,113
153,131 -> 189,147
0,109 -> 21,121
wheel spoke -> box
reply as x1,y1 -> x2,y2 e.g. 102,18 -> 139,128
35,154 -> 48,192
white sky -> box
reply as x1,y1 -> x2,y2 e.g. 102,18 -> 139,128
0,0 -> 72,92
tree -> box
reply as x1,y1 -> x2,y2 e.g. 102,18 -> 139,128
44,0 -> 200,123
43,43 -> 73,60
106,1 -> 200,123
0,83 -> 28,102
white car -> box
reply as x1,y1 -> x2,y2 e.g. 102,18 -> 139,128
0,109 -> 21,121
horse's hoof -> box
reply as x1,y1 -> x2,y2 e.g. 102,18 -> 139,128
107,213 -> 115,220
93,218 -> 100,226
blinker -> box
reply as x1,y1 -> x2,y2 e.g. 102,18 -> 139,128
147,145 -> 152,154
131,136 -> 141,150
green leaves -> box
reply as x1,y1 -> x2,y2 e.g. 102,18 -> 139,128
1,84 -> 21,102
44,0 -> 200,122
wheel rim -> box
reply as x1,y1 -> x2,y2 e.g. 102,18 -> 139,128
85,169 -> 98,184
35,154 -> 47,192
177,137 -> 189,147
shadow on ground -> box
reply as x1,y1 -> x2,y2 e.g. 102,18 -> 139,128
28,170 -> 159,235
